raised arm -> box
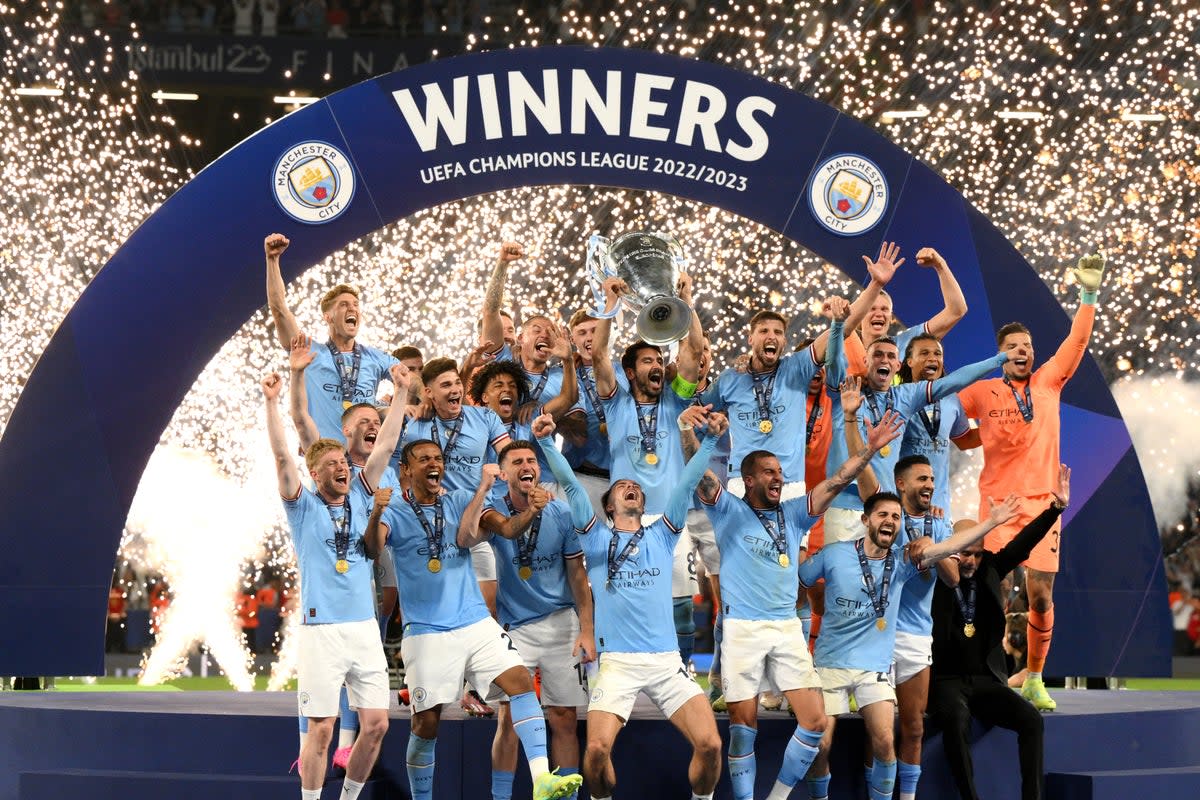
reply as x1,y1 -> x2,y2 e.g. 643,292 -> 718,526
591,278 -> 624,398
837,376 -> 879,500
911,494 -> 1021,569
543,324 -> 581,419
533,414 -> 597,530
671,272 -> 705,385
915,247 -> 968,339
811,406 -> 904,514
263,372 -> 301,499
362,363 -> 414,490
479,241 -> 523,354
264,234 -> 301,350
663,413 -> 724,528
928,351 -> 1011,403
456,464 -> 502,548
287,334 -> 320,452
679,404 -> 721,504
842,241 -> 904,337
566,555 -> 596,663
363,487 -> 393,560
824,317 -> 847,389
808,296 -> 849,376
1043,254 -> 1104,385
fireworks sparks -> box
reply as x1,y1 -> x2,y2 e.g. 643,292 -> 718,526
2,1 -> 1199,676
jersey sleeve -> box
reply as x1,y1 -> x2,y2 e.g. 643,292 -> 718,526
483,408 -> 510,450
785,494 -> 822,532
824,321 -> 847,388
700,487 -> 732,545
537,434 -> 599,532
558,505 -> 584,557
699,375 -> 727,412
664,434 -> 718,529
1040,302 -> 1096,388
797,548 -> 825,587
929,353 -> 1008,403
946,397 -> 970,439
779,346 -> 820,388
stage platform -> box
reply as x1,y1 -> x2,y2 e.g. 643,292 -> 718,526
2,689 -> 1199,799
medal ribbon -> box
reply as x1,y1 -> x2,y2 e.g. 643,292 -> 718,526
431,416 -> 464,457
528,369 -> 550,403
805,391 -> 822,447
606,527 -> 646,584
903,513 -> 934,543
750,369 -> 778,429
326,341 -> 362,406
955,578 -> 977,626
577,365 -> 608,429
407,494 -> 445,564
751,503 -> 788,557
1003,376 -> 1034,423
854,538 -> 894,626
863,387 -> 895,426
917,401 -> 941,442
503,495 -> 543,572
635,402 -> 659,458
328,493 -> 352,562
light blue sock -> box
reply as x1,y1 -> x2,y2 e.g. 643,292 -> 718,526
898,760 -> 921,798
673,596 -> 696,668
777,724 -> 822,787
491,768 -> 515,800
559,766 -> 580,800
869,759 -> 897,800
728,724 -> 757,800
509,691 -> 549,769
339,685 -> 358,732
298,714 -> 308,733
806,773 -> 831,800
406,734 -> 436,800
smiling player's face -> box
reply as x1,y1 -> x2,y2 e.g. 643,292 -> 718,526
1000,332 -> 1035,380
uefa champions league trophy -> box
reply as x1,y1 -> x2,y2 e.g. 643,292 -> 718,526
585,231 -> 692,346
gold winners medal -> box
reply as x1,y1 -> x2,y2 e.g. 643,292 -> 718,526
880,445 -> 892,457
778,553 -> 790,568
759,419 -> 773,434
876,618 -> 887,631
519,565 -> 533,581
645,452 -> 659,466
427,558 -> 442,574
343,400 -> 352,410
964,623 -> 976,638
599,422 -> 608,436
335,559 -> 349,574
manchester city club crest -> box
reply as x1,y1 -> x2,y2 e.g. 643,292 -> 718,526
808,154 -> 888,236
272,141 -> 356,224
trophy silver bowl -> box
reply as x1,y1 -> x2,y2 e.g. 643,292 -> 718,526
586,231 -> 692,346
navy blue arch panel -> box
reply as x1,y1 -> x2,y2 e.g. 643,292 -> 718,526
0,46 -> 1167,675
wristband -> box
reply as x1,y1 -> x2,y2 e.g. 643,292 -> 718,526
677,415 -> 694,432
1080,288 -> 1098,305
671,373 -> 699,398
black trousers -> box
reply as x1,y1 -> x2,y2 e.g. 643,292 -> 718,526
929,674 -> 1044,800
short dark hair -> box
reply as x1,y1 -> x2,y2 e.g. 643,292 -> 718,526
469,360 -> 530,405
340,402 -> 380,427
568,308 -> 599,329
498,440 -> 538,463
739,449 -> 777,478
599,479 -> 642,522
620,340 -> 662,374
866,336 -> 898,353
420,357 -> 458,386
863,491 -> 903,516
400,438 -> 440,465
897,333 -> 940,383
749,310 -> 788,332
393,345 -> 423,362
893,454 -> 932,483
996,322 -> 1031,347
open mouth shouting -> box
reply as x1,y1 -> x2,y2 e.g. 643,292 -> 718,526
917,488 -> 933,508
874,365 -> 892,384
765,480 -> 783,503
333,470 -> 349,491
497,392 -> 515,418
919,361 -> 940,380
445,392 -> 463,411
423,467 -> 442,488
517,468 -> 537,491
647,368 -> 664,390
866,314 -> 889,337
533,338 -> 551,357
623,487 -> 640,503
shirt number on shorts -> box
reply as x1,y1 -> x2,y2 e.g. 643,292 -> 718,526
500,632 -> 518,652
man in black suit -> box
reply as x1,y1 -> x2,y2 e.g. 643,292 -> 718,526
915,464 -> 1070,800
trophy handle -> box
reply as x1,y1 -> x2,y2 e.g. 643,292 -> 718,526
585,235 -> 620,319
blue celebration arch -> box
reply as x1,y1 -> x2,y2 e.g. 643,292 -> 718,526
0,46 -> 1169,676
